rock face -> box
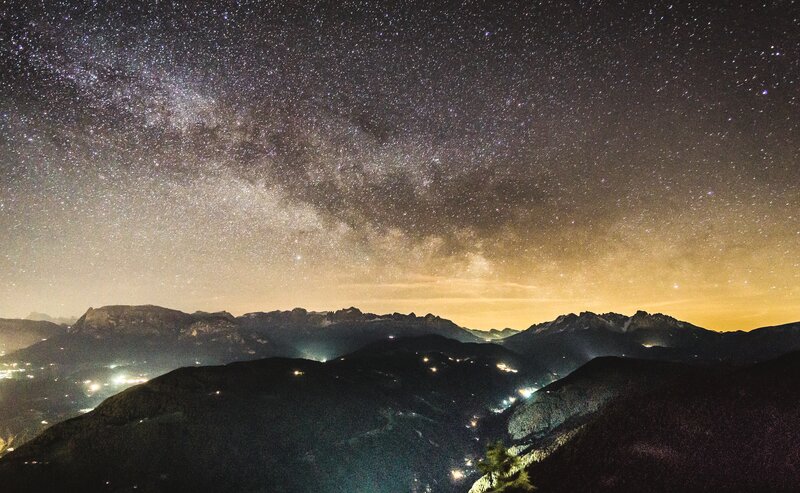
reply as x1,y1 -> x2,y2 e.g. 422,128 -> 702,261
0,336 -> 539,493
70,306 -> 250,345
69,305 -> 199,337
526,350 -> 800,492
0,319 -> 64,355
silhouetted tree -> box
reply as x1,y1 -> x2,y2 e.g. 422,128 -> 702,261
478,441 -> 534,492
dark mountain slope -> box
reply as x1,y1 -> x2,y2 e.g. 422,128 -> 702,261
715,321 -> 800,363
0,336 -> 536,493
466,357 -> 709,492
347,334 -> 525,364
504,357 -> 704,446
527,351 -> 800,493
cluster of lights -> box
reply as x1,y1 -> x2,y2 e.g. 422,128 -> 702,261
82,374 -> 148,394
491,394 -> 522,414
83,381 -> 103,393
112,374 -> 148,386
0,362 -> 28,379
1,362 -> 60,381
517,387 -> 538,399
292,370 -> 304,377
421,356 -> 440,374
450,469 -> 465,481
496,362 -> 518,373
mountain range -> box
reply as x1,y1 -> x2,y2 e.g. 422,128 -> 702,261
1,304 -> 799,492
0,305 -> 481,443
502,310 -> 800,376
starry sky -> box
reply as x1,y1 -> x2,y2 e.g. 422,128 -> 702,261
1,0 -> 798,330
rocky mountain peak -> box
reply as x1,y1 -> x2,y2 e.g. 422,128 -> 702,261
623,310 -> 687,332
69,305 -> 196,337
332,307 -> 365,321
531,311 -> 619,334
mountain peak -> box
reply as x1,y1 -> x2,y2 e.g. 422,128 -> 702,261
333,307 -> 364,319
531,311 -> 618,334
623,310 -> 691,332
525,310 -> 701,336
70,305 -> 196,337
25,312 -> 78,325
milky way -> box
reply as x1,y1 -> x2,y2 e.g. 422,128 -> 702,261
1,0 -> 798,330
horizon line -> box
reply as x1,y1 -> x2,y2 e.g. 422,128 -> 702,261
7,302 -> 798,334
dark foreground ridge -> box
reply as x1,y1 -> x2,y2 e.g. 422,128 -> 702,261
527,350 -> 800,493
0,335 -> 534,493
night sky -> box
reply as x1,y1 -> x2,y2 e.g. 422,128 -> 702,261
1,1 -> 798,330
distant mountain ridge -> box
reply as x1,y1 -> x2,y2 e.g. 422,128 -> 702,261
5,304 -> 482,368
71,305 -> 207,335
7,305 -> 800,371
237,306 -> 480,360
522,310 -> 705,336
0,318 -> 64,355
25,312 -> 78,326
68,305 -> 238,338
53,304 -> 481,359
502,310 -> 800,384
